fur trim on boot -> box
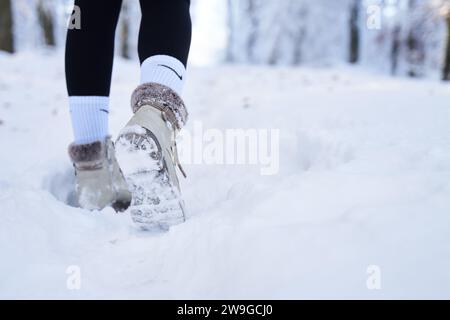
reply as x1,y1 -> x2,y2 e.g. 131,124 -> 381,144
68,140 -> 104,164
130,82 -> 188,130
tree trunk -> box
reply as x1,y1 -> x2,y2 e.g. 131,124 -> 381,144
120,1 -> 131,59
0,0 -> 14,53
37,0 -> 56,47
390,26 -> 401,75
246,0 -> 259,62
226,0 -> 235,62
442,17 -> 450,81
349,0 -> 360,64
406,29 -> 421,77
405,0 -> 425,78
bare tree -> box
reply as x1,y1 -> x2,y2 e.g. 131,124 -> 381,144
405,0 -> 426,77
390,26 -> 401,75
120,0 -> 131,59
226,0 -> 235,62
0,0 -> 14,53
349,0 -> 361,64
246,0 -> 259,62
439,1 -> 450,80
37,0 -> 56,47
443,15 -> 450,80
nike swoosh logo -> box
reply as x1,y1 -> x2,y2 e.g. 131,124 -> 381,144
158,64 -> 183,80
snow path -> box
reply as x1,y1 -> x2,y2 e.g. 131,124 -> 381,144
1,52 -> 450,299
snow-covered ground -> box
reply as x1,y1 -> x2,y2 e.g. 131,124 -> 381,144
1,52 -> 450,299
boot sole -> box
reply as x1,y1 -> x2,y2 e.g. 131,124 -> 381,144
115,127 -> 185,230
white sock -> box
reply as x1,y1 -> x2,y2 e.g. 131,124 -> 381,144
140,55 -> 186,96
69,96 -> 109,145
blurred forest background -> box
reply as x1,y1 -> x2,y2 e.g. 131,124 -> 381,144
1,0 -> 450,80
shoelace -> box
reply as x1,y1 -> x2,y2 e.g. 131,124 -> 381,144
161,106 -> 187,179
170,131 -> 187,179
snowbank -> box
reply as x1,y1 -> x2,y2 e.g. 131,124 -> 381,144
1,52 -> 450,298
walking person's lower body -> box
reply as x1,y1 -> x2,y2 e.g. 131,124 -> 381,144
65,0 -> 192,229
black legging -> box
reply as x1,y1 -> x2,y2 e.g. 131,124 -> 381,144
65,0 -> 191,97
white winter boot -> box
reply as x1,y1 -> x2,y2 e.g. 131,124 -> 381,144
115,83 -> 188,230
68,137 -> 132,211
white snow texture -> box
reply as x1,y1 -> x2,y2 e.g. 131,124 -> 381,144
0,52 -> 450,299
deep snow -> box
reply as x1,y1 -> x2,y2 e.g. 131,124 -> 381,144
1,52 -> 450,299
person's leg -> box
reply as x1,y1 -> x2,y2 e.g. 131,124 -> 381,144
138,0 -> 192,96
65,0 -> 123,144
115,0 -> 192,229
66,0 -> 131,212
